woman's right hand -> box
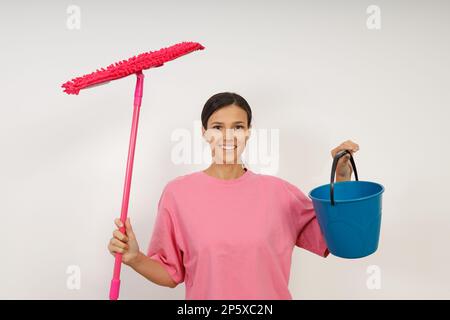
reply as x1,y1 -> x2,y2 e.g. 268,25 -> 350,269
108,217 -> 140,266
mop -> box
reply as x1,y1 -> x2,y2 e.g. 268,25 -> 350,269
61,41 -> 205,300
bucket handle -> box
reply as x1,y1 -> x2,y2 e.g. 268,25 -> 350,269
330,149 -> 359,206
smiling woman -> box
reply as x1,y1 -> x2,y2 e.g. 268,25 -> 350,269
201,92 -> 252,178
108,91 -> 359,300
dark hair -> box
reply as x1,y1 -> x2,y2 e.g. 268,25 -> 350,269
201,92 -> 252,130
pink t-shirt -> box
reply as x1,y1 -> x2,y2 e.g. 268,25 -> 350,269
146,168 -> 329,300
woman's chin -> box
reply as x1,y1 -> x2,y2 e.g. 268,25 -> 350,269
212,157 -> 240,165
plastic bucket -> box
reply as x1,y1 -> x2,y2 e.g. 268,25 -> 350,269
309,150 -> 384,259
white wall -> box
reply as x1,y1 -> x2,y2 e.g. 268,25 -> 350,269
1,0 -> 449,299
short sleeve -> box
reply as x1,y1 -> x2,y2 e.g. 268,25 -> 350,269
146,184 -> 185,285
283,180 -> 330,258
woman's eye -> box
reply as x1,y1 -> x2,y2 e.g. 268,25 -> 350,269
211,125 -> 244,130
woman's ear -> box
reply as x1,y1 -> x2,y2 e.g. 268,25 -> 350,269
202,126 -> 207,141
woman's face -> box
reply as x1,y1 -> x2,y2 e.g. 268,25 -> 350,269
202,104 -> 251,165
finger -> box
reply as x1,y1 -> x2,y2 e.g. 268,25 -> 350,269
113,229 -> 128,242
108,244 -> 123,255
331,146 -> 342,157
111,246 -> 126,254
125,217 -> 133,231
108,243 -> 117,255
331,141 -> 359,158
337,145 -> 356,155
332,147 -> 349,158
111,238 -> 128,250
125,218 -> 135,239
342,141 -> 359,152
115,218 -> 124,229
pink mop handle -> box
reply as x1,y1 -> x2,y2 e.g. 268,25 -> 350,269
109,71 -> 144,300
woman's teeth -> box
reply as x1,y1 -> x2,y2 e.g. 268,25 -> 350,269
219,145 -> 237,150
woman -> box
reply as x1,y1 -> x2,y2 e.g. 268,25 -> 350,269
108,92 -> 359,299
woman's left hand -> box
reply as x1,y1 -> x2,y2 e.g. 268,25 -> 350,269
330,140 -> 360,181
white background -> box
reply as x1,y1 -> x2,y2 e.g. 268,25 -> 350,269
1,0 -> 449,299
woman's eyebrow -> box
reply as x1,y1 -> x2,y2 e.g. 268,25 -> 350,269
211,121 -> 245,125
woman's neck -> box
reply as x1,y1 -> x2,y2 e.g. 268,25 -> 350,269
203,163 -> 246,180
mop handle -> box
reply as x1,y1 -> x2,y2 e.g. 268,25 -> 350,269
109,71 -> 144,300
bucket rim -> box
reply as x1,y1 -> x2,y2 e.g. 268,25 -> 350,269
308,180 -> 385,204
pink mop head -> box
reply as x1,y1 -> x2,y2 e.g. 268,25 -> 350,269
61,41 -> 204,94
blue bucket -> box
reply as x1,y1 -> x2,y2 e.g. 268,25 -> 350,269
309,150 -> 384,259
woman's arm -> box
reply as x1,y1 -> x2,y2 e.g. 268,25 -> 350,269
128,252 -> 178,288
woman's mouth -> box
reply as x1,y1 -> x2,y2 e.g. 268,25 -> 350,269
218,144 -> 237,150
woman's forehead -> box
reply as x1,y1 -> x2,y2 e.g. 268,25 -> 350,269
208,105 -> 248,123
